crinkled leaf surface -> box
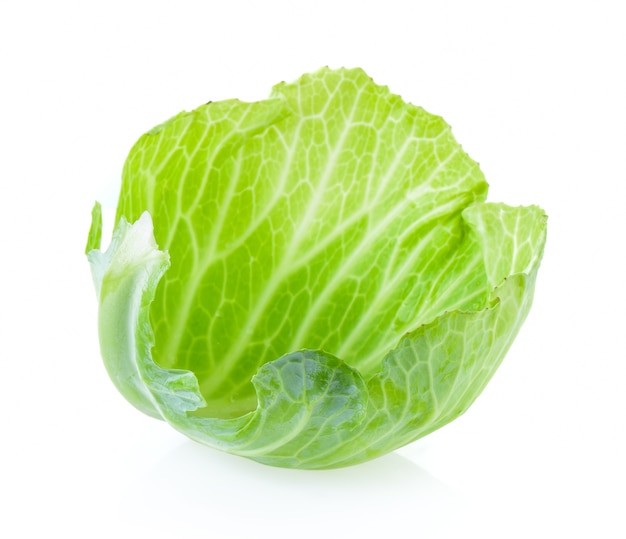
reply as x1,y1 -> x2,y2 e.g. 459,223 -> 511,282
87,68 -> 546,468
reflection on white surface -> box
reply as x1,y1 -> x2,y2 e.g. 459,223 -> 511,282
121,441 -> 463,538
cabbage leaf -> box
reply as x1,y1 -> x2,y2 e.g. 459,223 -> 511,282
86,68 -> 546,469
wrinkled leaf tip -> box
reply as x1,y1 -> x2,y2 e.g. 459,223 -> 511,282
85,201 -> 102,254
116,211 -> 169,270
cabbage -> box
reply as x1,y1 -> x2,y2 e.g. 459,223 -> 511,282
86,67 -> 546,469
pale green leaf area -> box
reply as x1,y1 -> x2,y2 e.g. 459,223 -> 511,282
87,67 -> 546,468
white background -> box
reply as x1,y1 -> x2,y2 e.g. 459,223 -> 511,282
1,1 -> 624,537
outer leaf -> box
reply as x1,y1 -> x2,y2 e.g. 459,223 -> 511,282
87,68 -> 547,468
88,209 -> 368,466
88,202 -> 544,468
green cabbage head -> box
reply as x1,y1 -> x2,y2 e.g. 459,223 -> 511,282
86,67 -> 546,469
